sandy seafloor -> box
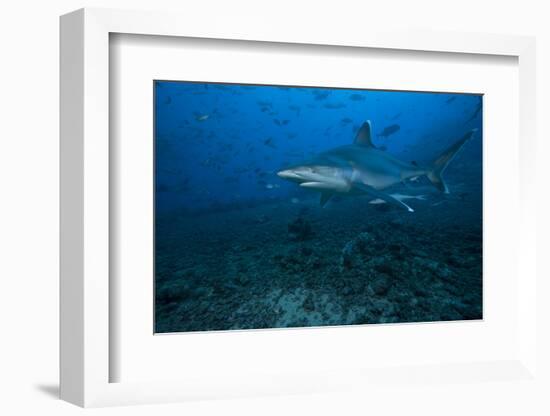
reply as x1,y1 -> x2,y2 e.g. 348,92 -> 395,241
154,191 -> 482,333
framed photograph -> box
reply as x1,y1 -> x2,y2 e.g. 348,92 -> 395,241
60,8 -> 538,407
153,81 -> 483,334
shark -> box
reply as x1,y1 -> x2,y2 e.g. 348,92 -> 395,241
277,120 -> 476,212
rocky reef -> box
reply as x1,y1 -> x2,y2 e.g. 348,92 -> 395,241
287,217 -> 314,241
155,195 -> 482,333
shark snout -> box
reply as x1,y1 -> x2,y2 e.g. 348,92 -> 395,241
277,166 -> 351,192
277,167 -> 317,183
277,166 -> 327,183
277,169 -> 301,180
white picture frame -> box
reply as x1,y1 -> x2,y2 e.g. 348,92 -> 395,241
60,7 -> 538,407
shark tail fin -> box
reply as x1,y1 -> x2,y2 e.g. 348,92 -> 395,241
427,129 -> 477,193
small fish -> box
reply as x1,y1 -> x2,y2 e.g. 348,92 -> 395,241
289,105 -> 301,116
263,137 -> 277,149
391,112 -> 402,121
340,117 -> 353,125
324,102 -> 346,109
312,91 -> 330,101
445,96 -> 457,104
349,94 -> 366,101
274,119 -> 290,126
377,124 -> 400,138
194,113 -> 209,122
163,96 -> 172,105
290,197 -> 300,204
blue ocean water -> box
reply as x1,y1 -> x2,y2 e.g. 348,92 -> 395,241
154,81 -> 483,333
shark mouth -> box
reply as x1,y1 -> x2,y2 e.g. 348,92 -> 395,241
277,166 -> 352,192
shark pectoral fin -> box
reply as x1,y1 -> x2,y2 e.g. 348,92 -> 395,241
353,183 -> 414,212
385,195 -> 414,212
320,192 -> 334,207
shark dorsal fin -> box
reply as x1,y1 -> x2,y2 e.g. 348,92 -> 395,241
354,121 -> 375,147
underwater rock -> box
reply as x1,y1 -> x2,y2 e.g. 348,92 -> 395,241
374,262 -> 394,276
371,299 -> 398,318
275,246 -> 323,274
436,265 -> 453,281
300,246 -> 313,256
387,243 -> 400,252
212,280 -> 237,296
302,293 -> 315,312
287,217 -> 314,241
236,274 -> 250,286
372,203 -> 392,213
156,283 -> 190,304
413,287 -> 427,297
370,274 -> 391,295
309,257 -> 322,269
254,214 -> 270,224
275,250 -> 304,271
340,232 -> 374,269
422,258 -> 440,273
388,219 -> 405,229
446,253 -> 462,268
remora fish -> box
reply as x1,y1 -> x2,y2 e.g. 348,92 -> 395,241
369,193 -> 426,205
277,120 -> 476,211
